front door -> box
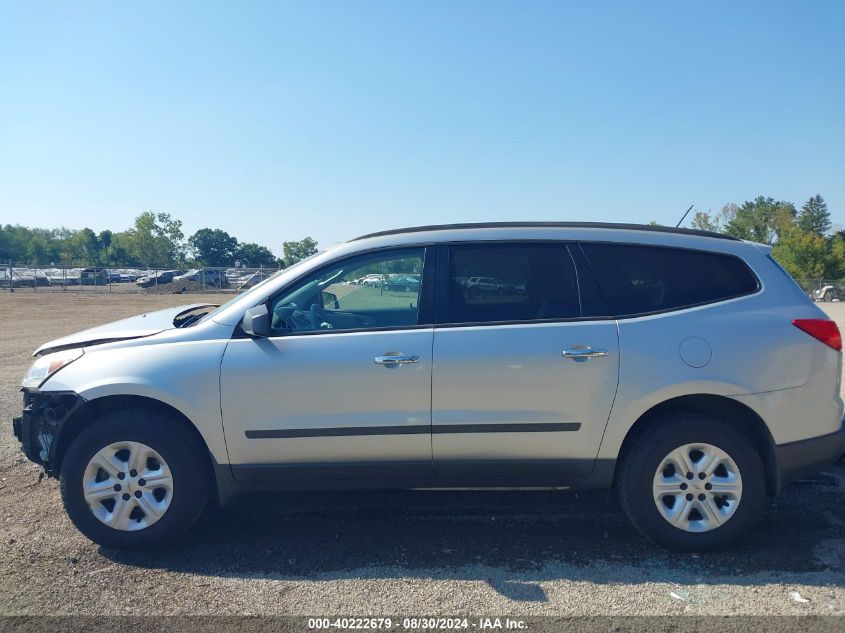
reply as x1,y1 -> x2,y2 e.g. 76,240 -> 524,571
431,242 -> 620,480
220,246 -> 435,482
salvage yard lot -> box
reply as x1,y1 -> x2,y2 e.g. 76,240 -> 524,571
0,293 -> 844,617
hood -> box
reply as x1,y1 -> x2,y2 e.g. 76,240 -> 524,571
34,304 -> 213,356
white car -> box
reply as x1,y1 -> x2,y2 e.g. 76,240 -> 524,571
466,276 -> 499,296
13,222 -> 845,551
813,285 -> 841,302
173,268 -> 229,288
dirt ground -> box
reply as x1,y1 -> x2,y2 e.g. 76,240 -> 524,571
1,292 -> 844,618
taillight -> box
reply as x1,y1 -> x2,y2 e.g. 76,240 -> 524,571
792,319 -> 842,351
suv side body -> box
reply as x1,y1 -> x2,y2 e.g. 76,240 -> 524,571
13,223 -> 845,550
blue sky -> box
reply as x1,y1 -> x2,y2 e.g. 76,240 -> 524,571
1,1 -> 843,253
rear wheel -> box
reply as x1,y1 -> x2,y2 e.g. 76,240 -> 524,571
618,414 -> 765,551
824,290 -> 833,302
60,408 -> 210,550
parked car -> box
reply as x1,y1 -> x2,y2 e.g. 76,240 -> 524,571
12,222 -> 845,551
80,268 -> 109,286
0,269 -> 51,287
106,270 -> 122,283
383,274 -> 421,292
136,270 -> 183,288
234,270 -> 274,289
813,284 -> 841,302
466,276 -> 499,296
173,268 -> 229,288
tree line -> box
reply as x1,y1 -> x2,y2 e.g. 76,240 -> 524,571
0,211 -> 318,269
685,194 -> 841,281
3,196 -> 839,280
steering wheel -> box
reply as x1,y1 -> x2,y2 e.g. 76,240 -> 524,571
309,303 -> 325,329
273,302 -> 333,331
274,303 -> 308,331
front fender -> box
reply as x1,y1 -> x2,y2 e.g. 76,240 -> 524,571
41,338 -> 231,464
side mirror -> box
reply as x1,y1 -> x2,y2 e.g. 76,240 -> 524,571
322,291 -> 340,309
241,304 -> 271,337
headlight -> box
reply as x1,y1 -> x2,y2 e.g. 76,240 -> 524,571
21,349 -> 84,389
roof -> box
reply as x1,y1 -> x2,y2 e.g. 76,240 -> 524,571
352,222 -> 739,242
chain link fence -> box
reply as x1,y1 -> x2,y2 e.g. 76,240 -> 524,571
4,263 -> 844,305
1,262 -> 282,295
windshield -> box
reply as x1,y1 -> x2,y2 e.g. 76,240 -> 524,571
197,251 -> 324,324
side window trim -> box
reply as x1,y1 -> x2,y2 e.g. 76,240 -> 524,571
260,245 -> 437,338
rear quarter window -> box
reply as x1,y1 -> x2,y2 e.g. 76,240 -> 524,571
579,242 -> 759,317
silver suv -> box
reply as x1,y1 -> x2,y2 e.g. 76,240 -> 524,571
13,223 -> 845,551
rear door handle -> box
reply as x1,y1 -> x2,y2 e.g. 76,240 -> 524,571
374,353 -> 419,366
562,347 -> 608,360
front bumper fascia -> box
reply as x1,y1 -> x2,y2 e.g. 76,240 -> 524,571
12,389 -> 85,476
776,420 -> 845,488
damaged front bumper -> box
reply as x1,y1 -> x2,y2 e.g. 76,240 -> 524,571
12,389 -> 85,475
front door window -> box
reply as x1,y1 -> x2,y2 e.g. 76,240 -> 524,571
268,248 -> 426,334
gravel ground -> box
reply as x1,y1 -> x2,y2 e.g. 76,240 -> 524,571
1,293 -> 844,617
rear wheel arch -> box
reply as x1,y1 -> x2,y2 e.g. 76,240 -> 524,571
615,394 -> 779,495
54,395 -> 214,477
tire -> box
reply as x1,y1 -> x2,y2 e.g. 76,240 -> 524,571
824,290 -> 832,302
60,408 -> 211,550
617,413 -> 765,551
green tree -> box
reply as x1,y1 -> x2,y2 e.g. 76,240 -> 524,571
797,194 -> 831,237
129,212 -> 185,267
825,234 -> 845,279
689,204 -> 737,233
235,242 -> 277,267
724,196 -> 795,244
98,230 -> 113,266
53,227 -> 78,264
188,228 -> 239,266
26,235 -> 50,265
771,225 -> 828,280
109,231 -> 138,266
70,228 -> 100,265
282,237 -> 318,267
690,211 -> 719,232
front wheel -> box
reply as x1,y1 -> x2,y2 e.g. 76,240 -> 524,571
617,414 -> 765,551
60,408 -> 210,550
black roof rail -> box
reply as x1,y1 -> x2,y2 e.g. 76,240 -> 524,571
351,221 -> 739,242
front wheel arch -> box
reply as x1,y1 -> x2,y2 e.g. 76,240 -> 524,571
54,395 -> 214,480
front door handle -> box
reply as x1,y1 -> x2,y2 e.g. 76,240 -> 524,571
374,353 -> 420,366
562,347 -> 608,360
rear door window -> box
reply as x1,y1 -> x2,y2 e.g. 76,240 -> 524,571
579,243 -> 759,317
438,243 -> 583,324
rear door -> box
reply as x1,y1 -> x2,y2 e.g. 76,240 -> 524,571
431,242 -> 620,480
